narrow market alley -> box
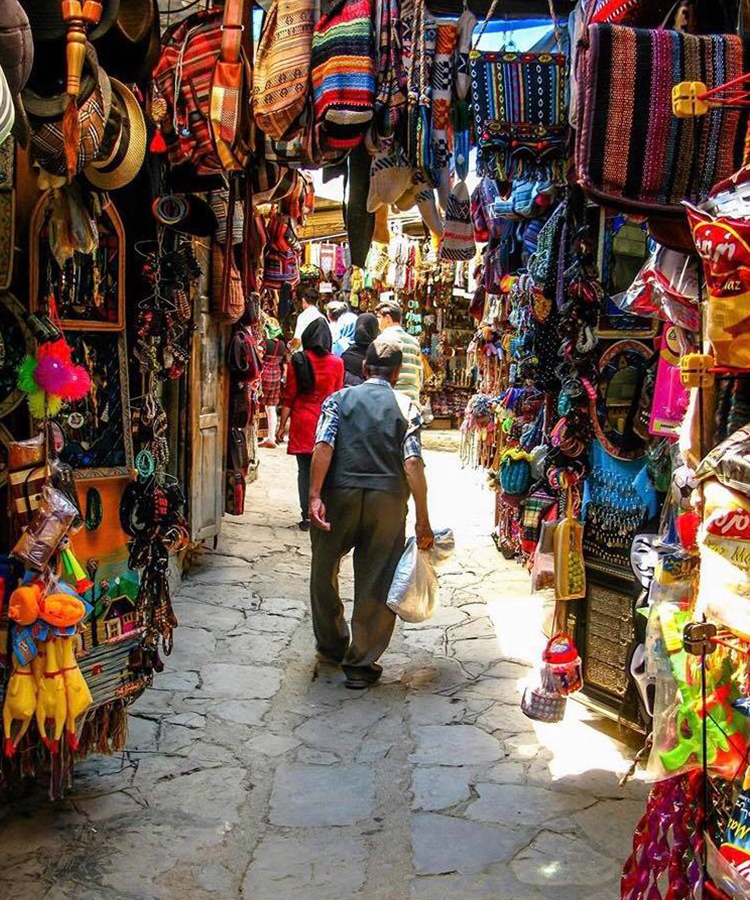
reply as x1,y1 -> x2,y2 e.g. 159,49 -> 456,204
4,444 -> 647,900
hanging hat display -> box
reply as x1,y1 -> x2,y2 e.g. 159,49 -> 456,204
91,0 -> 160,84
83,77 -> 146,190
18,0 -> 119,44
0,0 -> 32,146
440,179 -> 474,261
23,42 -> 111,178
0,66 -> 14,148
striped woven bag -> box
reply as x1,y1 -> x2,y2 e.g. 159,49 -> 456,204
576,24 -> 750,212
311,0 -> 375,149
253,0 -> 314,140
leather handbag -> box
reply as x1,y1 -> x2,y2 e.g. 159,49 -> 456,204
253,0 -> 314,139
576,23 -> 750,213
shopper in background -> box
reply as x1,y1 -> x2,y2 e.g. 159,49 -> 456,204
307,336 -> 433,689
342,313 -> 379,386
259,318 -> 287,449
330,301 -> 358,357
291,287 -> 327,350
326,299 -> 346,346
375,300 -> 423,406
278,318 -> 344,531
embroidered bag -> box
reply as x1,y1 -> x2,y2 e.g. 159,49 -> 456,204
154,6 -> 251,179
576,24 -> 750,212
253,0 -> 314,140
311,0 -> 376,149
469,12 -> 567,181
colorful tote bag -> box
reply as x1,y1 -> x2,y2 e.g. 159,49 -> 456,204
253,0 -> 314,140
311,0 -> 375,149
576,24 -> 750,212
469,48 -> 567,179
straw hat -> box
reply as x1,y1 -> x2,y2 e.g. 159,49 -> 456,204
84,78 -> 145,190
19,0 -> 119,43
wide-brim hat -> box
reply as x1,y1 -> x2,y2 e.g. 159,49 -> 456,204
84,78 -> 145,190
23,43 -> 111,177
19,0 -> 120,43
92,0 -> 160,84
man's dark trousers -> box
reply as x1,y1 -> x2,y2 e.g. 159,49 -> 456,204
310,487 -> 406,679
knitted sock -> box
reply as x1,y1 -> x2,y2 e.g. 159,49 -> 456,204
367,143 -> 413,211
415,173 -> 444,237
440,179 -> 474,260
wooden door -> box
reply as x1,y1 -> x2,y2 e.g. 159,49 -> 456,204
189,241 -> 226,542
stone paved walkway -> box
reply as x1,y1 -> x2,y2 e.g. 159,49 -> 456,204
3,445 -> 647,900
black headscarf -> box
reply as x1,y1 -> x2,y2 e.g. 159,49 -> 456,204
353,313 -> 379,347
292,317 -> 332,394
342,313 -> 379,386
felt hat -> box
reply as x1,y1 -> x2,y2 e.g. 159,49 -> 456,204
440,179 -> 475,261
0,0 -> 32,147
0,66 -> 14,147
19,0 -> 120,43
0,0 -> 32,96
23,42 -> 111,178
92,0 -> 160,84
84,77 -> 145,190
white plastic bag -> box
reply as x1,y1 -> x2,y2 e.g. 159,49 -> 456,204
386,528 -> 455,623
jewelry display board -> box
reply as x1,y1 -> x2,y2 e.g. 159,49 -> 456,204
29,190 -> 126,331
52,331 -> 134,479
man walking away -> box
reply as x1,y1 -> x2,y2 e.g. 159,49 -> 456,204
375,300 -> 423,406
308,337 -> 434,689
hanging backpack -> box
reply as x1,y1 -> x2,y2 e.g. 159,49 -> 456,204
311,0 -> 375,149
253,0 -> 314,139
153,3 -> 251,180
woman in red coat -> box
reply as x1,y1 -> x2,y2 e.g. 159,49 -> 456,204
277,318 -> 343,530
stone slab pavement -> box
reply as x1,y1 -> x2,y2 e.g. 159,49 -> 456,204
0,444 -> 648,900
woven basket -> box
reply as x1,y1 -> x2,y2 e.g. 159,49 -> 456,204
521,685 -> 567,723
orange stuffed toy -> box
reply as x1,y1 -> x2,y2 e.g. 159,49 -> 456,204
7,583 -> 43,625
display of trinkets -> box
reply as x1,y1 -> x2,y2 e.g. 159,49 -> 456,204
133,239 -> 199,382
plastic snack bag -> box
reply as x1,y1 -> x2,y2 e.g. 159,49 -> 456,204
695,479 -> 750,640
386,528 -> 455,623
685,202 -> 750,368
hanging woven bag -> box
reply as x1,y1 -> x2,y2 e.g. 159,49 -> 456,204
253,0 -> 314,140
310,0 -> 375,149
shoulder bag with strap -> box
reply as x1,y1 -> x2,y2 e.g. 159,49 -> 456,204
154,4 -> 250,180
210,0 -> 252,172
311,0 -> 376,150
253,0 -> 314,140
576,15 -> 750,213
469,0 -> 567,182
